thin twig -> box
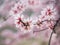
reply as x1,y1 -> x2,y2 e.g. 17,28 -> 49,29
48,31 -> 54,45
33,28 -> 49,33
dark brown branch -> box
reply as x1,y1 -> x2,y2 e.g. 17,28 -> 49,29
52,18 -> 60,33
48,31 -> 54,45
48,18 -> 60,45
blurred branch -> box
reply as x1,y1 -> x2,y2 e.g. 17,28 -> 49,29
48,31 -> 53,45
33,28 -> 49,33
48,18 -> 60,45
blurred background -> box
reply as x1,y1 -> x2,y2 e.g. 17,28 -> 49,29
0,0 -> 60,45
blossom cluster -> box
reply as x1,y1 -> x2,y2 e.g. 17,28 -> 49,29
9,0 -> 58,33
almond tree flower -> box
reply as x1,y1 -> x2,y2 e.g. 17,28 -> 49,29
32,16 -> 43,28
40,4 -> 59,30
41,4 -> 59,21
27,0 -> 40,8
14,14 -> 34,33
9,2 -> 26,17
32,15 -> 48,30
14,14 -> 24,28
